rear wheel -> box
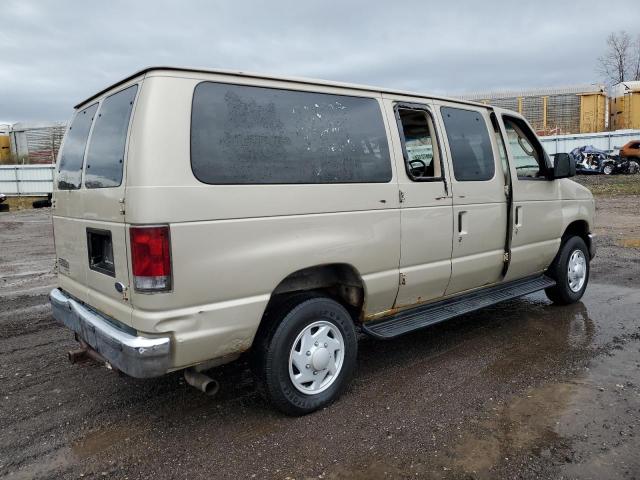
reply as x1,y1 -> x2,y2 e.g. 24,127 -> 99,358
252,293 -> 357,415
602,163 -> 614,175
545,236 -> 590,305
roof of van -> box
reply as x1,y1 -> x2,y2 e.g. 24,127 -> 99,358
75,66 -> 490,109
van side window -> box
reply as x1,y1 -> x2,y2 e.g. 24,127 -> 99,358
441,107 -> 495,181
57,104 -> 98,190
397,108 -> 441,180
502,117 -> 546,179
191,82 -> 392,184
84,85 -> 138,189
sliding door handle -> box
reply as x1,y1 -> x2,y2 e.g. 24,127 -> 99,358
458,211 -> 468,239
515,206 -> 523,227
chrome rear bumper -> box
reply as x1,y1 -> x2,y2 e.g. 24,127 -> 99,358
49,288 -> 170,378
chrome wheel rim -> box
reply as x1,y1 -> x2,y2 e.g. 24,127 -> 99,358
288,320 -> 344,395
567,249 -> 587,292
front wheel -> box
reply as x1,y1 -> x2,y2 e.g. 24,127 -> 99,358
252,293 -> 357,415
602,163 -> 614,175
545,236 -> 590,305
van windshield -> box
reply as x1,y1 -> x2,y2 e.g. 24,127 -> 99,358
57,104 -> 98,190
84,85 -> 137,189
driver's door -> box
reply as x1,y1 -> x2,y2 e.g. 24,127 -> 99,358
494,111 -> 561,281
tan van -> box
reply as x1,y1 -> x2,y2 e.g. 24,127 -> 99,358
50,67 -> 595,414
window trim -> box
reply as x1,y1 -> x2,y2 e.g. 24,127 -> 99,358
189,80 -> 394,185
393,102 -> 447,184
83,83 -> 139,189
501,114 -> 551,181
440,106 -> 497,183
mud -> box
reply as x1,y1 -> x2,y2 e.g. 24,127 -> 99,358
1,198 -> 639,480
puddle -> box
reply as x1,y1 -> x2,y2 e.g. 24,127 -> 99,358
71,425 -> 132,458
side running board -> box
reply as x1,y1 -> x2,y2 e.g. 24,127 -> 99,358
362,275 -> 555,340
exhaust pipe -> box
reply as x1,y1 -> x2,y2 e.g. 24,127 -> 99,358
184,368 -> 220,397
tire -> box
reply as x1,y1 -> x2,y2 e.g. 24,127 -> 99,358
602,163 -> 614,175
252,293 -> 358,415
32,199 -> 52,208
544,236 -> 590,305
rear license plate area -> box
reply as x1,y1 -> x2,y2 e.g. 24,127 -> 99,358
87,228 -> 115,277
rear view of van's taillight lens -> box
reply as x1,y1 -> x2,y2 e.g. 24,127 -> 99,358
130,226 -> 172,292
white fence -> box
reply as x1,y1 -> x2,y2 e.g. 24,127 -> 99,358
0,164 -> 54,196
540,130 -> 640,155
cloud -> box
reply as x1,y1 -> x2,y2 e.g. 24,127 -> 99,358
1,0 -> 638,122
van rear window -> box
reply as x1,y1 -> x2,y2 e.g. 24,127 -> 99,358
191,82 -> 392,184
57,104 -> 98,190
84,85 -> 137,189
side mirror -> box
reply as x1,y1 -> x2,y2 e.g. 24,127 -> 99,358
550,153 -> 575,179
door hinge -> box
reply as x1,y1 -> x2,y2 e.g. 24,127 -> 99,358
399,273 -> 407,285
503,252 -> 510,263
118,197 -> 125,215
504,185 -> 510,197
399,190 -> 406,203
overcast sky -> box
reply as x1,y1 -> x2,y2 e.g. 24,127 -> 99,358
1,0 -> 639,124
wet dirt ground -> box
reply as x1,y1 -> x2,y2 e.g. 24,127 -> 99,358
1,196 -> 639,480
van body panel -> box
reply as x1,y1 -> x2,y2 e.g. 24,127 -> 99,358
504,198 -> 562,280
130,210 -> 401,318
134,293 -> 270,368
53,216 -> 89,295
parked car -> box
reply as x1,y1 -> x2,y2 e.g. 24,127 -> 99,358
0,193 -> 5,203
50,67 -> 595,415
620,140 -> 640,160
571,145 -> 616,174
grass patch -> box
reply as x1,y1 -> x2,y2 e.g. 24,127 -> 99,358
573,175 -> 640,196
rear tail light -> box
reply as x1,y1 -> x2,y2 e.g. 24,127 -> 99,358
130,226 -> 172,292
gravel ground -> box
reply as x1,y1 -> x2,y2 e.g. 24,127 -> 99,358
1,195 -> 639,480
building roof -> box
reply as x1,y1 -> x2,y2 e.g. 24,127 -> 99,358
460,84 -> 606,101
611,81 -> 640,97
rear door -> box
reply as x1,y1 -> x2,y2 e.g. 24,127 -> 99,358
435,102 -> 508,295
383,98 -> 453,308
53,83 -> 139,322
